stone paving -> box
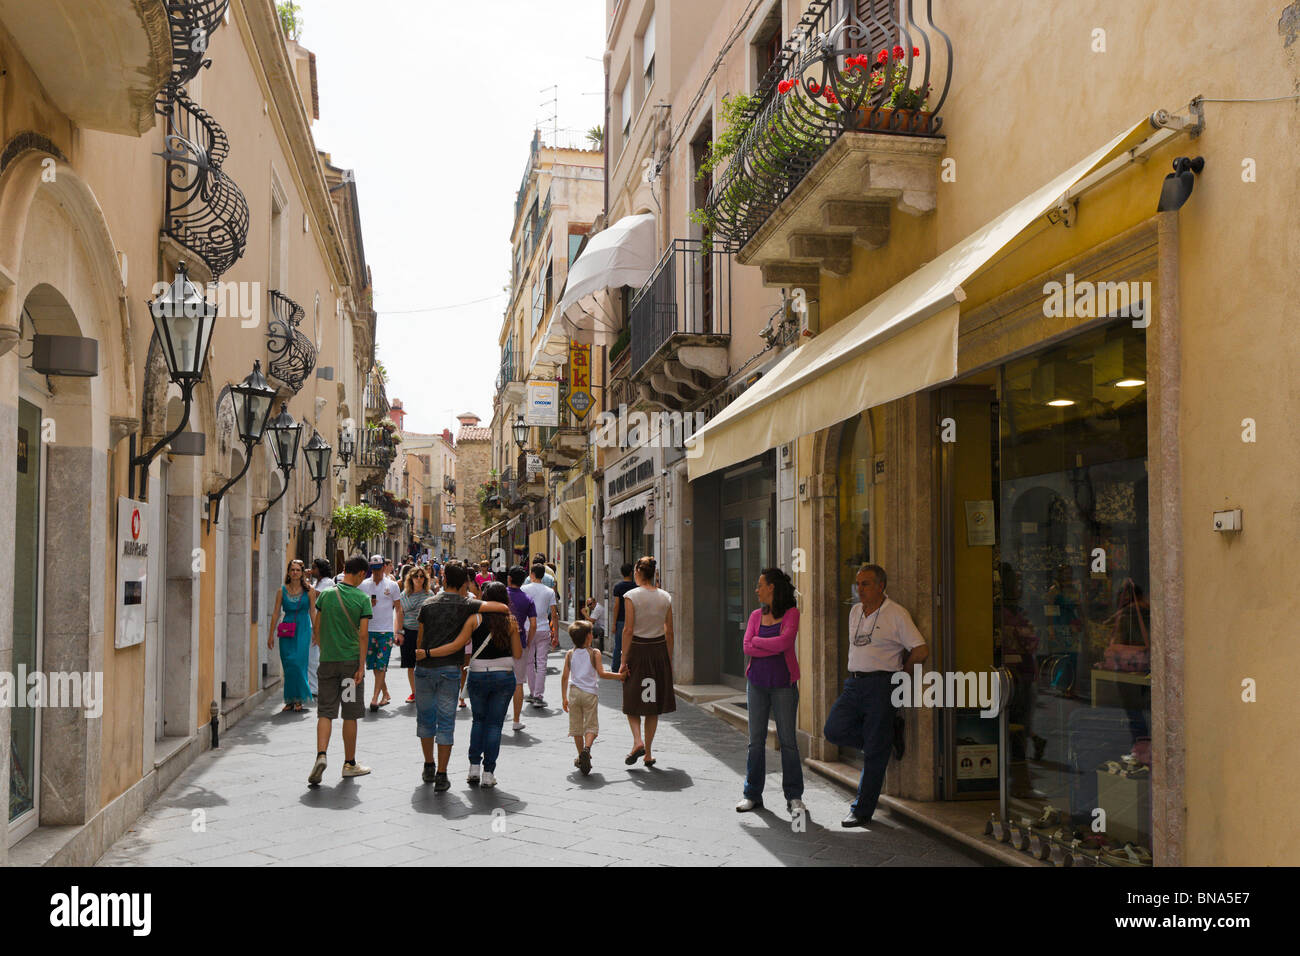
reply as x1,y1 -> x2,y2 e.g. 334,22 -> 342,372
98,637 -> 987,867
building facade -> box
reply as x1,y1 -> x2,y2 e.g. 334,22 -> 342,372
0,0 -> 376,863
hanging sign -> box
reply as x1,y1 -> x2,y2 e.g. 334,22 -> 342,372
566,342 -> 594,421
525,380 -> 560,426
115,497 -> 149,648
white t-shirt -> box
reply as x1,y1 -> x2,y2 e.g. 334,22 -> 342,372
359,576 -> 402,633
846,598 -> 925,673
589,604 -> 606,628
522,580 -> 558,636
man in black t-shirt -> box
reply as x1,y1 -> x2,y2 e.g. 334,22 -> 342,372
611,562 -> 635,672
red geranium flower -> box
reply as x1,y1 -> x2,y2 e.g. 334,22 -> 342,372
777,79 -> 794,94
807,80 -> 820,94
877,49 -> 889,63
892,44 -> 904,59
913,46 -> 921,57
824,90 -> 839,104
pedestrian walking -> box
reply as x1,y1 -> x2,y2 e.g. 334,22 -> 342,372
619,556 -> 675,767
736,568 -> 805,815
413,562 -> 511,790
458,581 -> 522,788
580,597 -> 606,651
522,563 -> 559,708
824,564 -> 928,827
561,620 -> 625,775
307,555 -> 373,784
268,559 -> 316,712
611,562 -> 635,672
399,566 -> 434,704
505,566 -> 537,731
359,554 -> 403,712
307,558 -> 335,698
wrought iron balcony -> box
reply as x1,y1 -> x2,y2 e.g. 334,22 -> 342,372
705,0 -> 952,251
267,290 -> 317,393
628,239 -> 732,407
495,343 -> 519,395
163,0 -> 232,92
365,374 -> 390,418
159,87 -> 249,279
357,428 -> 395,473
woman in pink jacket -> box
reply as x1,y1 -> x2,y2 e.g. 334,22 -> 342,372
736,567 -> 805,816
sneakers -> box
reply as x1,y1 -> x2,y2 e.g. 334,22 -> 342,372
422,763 -> 436,783
531,697 -> 547,709
736,798 -> 763,813
524,694 -> 537,704
467,765 -> 481,786
578,748 -> 592,776
434,772 -> 451,792
341,761 -> 371,778
480,771 -> 497,788
405,694 -> 415,703
512,721 -> 526,731
308,753 -> 327,785
787,798 -> 807,814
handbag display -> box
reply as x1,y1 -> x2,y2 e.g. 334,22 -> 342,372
1103,579 -> 1150,672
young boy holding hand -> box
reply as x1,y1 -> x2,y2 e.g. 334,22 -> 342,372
561,621 -> 624,775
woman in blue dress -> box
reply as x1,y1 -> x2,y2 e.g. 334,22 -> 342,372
268,558 -> 316,711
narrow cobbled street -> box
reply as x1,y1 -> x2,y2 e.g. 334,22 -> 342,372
99,639 -> 980,868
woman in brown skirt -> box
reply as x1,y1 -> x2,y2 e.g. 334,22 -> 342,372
619,556 -> 675,767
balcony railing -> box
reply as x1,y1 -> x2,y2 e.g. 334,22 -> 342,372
496,343 -> 518,394
358,428 -> 395,472
267,290 -> 317,393
163,1 -> 232,92
365,374 -> 389,417
159,87 -> 250,279
706,0 -> 952,249
629,239 -> 732,377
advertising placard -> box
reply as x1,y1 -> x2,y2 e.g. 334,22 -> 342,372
115,497 -> 149,648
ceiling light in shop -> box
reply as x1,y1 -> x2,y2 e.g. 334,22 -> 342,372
1047,399 -> 1076,407
1094,335 -> 1146,391
1115,378 -> 1145,388
1031,358 -> 1090,408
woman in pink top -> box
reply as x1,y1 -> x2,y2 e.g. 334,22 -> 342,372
736,567 -> 805,816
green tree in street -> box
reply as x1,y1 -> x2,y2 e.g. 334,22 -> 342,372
331,504 -> 387,557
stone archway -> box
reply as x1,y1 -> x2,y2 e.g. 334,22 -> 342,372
0,151 -> 139,834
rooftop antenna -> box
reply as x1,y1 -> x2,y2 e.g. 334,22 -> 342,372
539,84 -> 558,148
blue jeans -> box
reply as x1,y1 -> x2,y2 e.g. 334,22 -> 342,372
823,672 -> 895,821
744,681 -> 803,802
611,622 -> 624,672
415,665 -> 461,745
467,670 -> 516,772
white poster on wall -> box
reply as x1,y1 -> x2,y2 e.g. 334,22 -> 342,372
115,497 -> 149,648
525,380 -> 560,426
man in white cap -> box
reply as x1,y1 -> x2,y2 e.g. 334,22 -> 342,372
359,554 -> 403,712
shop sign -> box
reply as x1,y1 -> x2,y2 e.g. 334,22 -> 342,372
525,380 -> 559,426
956,743 -> 998,780
442,523 -> 456,533
526,454 -> 543,481
964,500 -> 995,547
566,342 -> 594,421
115,497 -> 148,648
605,446 -> 661,501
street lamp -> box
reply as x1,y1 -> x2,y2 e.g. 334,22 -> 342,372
129,261 -> 218,499
208,360 -> 277,527
512,414 -> 529,450
254,403 -> 304,533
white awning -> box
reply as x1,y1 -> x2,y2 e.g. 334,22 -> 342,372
557,213 -> 658,337
471,516 -> 510,541
604,489 -> 651,522
686,116 -> 1153,481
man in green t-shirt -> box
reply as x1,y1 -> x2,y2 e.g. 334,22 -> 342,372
308,554 -> 373,785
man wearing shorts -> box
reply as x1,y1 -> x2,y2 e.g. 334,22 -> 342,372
308,555 -> 372,784
360,554 -> 402,712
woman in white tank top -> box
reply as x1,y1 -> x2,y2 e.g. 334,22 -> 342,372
620,556 -> 676,767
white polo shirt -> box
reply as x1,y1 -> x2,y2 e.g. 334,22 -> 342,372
846,598 -> 925,673
359,576 -> 402,633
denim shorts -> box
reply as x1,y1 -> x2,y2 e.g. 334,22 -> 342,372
415,664 -> 461,745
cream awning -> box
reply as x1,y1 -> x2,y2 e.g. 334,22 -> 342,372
471,516 -> 510,541
550,498 -> 584,543
604,489 -> 651,522
686,117 -> 1152,481
557,213 -> 658,338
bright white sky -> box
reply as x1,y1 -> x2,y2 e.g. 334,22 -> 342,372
299,0 -> 607,434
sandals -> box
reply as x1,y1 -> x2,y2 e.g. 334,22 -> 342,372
624,745 -> 645,765
643,757 -> 656,767
281,704 -> 294,713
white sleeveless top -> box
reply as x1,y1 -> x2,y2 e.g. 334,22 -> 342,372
568,646 -> 600,695
626,586 -> 671,638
